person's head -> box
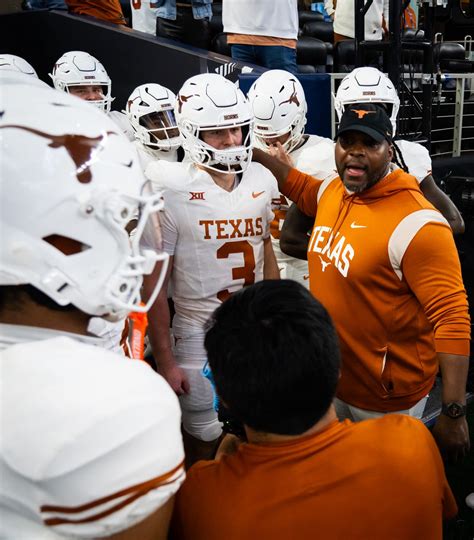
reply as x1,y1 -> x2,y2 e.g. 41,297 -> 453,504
204,280 -> 340,436
248,69 -> 307,152
0,82 -> 169,323
335,67 -> 400,134
126,83 -> 182,152
335,104 -> 394,193
49,51 -> 113,113
68,84 -> 105,102
0,54 -> 37,78
175,73 -> 253,174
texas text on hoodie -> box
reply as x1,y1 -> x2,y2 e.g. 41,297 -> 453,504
281,167 -> 470,412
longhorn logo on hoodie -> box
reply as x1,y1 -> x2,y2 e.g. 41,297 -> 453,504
308,225 -> 354,277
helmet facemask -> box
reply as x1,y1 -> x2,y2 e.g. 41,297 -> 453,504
181,119 -> 254,174
62,81 -> 113,113
138,109 -> 182,152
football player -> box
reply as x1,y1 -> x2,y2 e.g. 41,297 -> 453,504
0,81 -> 184,539
248,70 -> 337,286
143,73 -> 280,466
280,67 -> 465,261
126,83 -> 183,171
50,50 -> 135,141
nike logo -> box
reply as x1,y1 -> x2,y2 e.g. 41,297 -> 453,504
252,191 -> 265,199
318,256 -> 331,272
350,222 -> 367,229
303,274 -> 310,280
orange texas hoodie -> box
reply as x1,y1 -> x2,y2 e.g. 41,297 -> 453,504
281,166 -> 470,412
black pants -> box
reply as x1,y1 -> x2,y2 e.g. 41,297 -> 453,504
156,8 -> 210,50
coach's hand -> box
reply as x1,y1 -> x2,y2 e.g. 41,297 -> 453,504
268,141 -> 294,167
432,414 -> 470,463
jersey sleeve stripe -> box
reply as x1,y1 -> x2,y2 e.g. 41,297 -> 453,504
40,460 -> 184,516
388,209 -> 449,280
316,176 -> 337,203
42,474 -> 184,526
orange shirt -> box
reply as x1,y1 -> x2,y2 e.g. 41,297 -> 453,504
66,0 -> 126,25
281,168 -> 470,411
172,416 -> 457,540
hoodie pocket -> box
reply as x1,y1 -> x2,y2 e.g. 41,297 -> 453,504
380,348 -> 394,394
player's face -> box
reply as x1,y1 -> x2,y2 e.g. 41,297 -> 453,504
141,111 -> 180,140
335,130 -> 393,193
260,132 -> 290,147
201,127 -> 243,150
69,85 -> 105,102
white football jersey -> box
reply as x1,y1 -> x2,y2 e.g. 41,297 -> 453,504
134,140 -> 178,172
145,161 -> 279,327
271,135 -> 336,286
291,134 -> 337,178
109,110 -> 135,142
396,139 -> 432,184
0,332 -> 185,540
131,0 -> 159,35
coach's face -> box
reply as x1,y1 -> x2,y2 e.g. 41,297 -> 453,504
335,131 -> 393,193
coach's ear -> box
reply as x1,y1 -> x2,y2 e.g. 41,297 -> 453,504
387,142 -> 394,162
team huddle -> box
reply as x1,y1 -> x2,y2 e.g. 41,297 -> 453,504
0,51 -> 470,539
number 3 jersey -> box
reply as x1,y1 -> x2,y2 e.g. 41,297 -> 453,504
145,161 -> 279,327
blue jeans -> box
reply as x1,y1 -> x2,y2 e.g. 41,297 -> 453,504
231,44 -> 298,74
28,0 -> 67,8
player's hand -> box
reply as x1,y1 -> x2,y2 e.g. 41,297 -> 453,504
268,142 -> 295,168
432,414 -> 470,463
158,360 -> 190,396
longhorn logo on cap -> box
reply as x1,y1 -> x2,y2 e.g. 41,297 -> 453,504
352,109 -> 376,119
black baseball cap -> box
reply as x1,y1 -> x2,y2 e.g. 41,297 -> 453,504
336,103 -> 393,143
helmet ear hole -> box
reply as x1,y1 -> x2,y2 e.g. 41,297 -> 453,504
43,235 -> 91,256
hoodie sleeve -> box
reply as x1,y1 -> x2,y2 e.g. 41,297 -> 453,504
401,222 -> 470,355
281,168 -> 325,218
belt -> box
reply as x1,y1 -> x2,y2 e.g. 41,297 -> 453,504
176,3 -> 192,7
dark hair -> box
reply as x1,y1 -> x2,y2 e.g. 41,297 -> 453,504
204,280 -> 340,436
0,285 -> 75,314
392,141 -> 409,173
363,104 -> 408,173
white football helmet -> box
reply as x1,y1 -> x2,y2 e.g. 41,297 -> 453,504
0,54 -> 38,77
126,83 -> 181,152
49,51 -> 113,113
0,83 -> 169,321
175,73 -> 254,174
247,70 -> 307,153
335,67 -> 400,134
